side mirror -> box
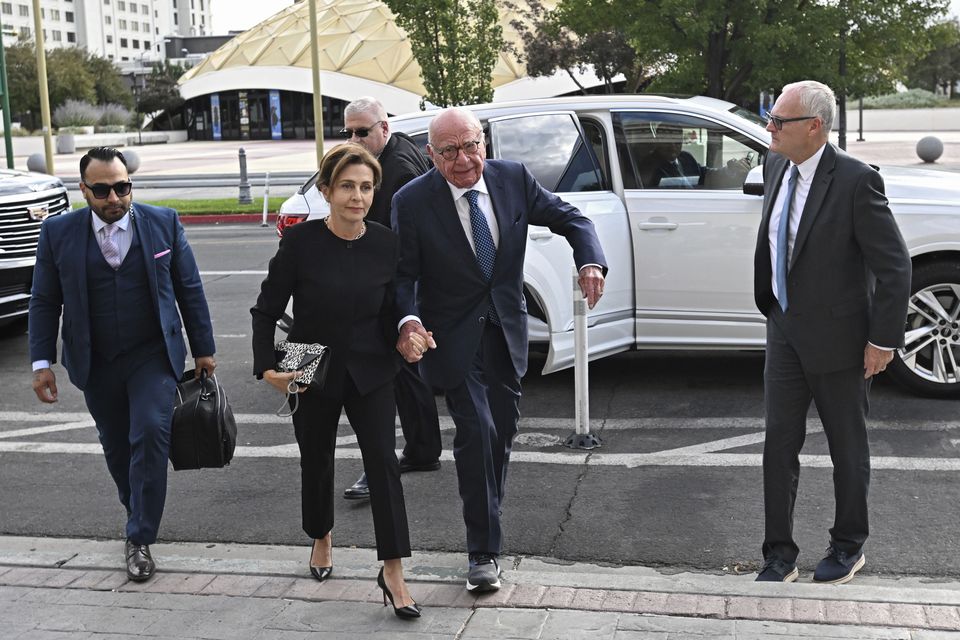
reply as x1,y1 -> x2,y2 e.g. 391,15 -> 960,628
743,165 -> 764,196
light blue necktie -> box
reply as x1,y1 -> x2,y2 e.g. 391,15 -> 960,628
776,165 -> 800,312
464,189 -> 499,324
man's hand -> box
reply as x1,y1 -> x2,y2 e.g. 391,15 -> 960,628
863,344 -> 894,379
32,368 -> 58,404
577,265 -> 605,309
397,320 -> 436,363
195,355 -> 216,379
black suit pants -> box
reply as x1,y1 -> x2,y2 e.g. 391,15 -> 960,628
444,322 -> 522,556
394,361 -> 442,463
762,313 -> 871,564
291,374 -> 411,560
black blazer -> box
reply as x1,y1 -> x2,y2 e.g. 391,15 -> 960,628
367,132 -> 429,228
251,220 -> 401,399
754,144 -> 911,373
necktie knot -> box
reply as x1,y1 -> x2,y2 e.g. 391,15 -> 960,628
465,189 -> 479,208
102,224 -> 116,239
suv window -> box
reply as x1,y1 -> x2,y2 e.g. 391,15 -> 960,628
613,112 -> 763,190
489,113 -> 602,193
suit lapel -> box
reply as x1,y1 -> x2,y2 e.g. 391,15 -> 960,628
73,208 -> 91,322
483,162 -> 510,277
760,156 -> 789,237
133,205 -> 162,316
789,144 -> 836,269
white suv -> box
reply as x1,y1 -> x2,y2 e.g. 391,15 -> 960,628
277,95 -> 960,397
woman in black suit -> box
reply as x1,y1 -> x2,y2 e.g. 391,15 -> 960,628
251,143 -> 420,618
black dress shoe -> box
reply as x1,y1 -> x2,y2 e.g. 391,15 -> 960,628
125,539 -> 156,582
343,472 -> 370,500
398,455 -> 441,473
309,537 -> 332,582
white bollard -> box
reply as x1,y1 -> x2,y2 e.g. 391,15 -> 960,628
261,172 -> 271,227
565,268 -> 601,449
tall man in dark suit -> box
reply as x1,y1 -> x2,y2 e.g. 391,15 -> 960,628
339,97 -> 443,501
29,147 -> 216,582
392,108 -> 607,593
753,81 -> 910,584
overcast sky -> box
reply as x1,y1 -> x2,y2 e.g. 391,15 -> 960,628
211,0 -> 960,36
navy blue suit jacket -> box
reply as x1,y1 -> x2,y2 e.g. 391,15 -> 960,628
392,160 -> 606,388
29,203 -> 215,390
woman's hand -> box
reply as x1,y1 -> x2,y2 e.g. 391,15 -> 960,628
263,369 -> 306,395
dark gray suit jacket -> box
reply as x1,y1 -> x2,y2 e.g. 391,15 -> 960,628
753,144 -> 911,373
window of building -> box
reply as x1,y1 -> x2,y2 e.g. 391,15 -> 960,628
52,30 -> 62,42
142,3 -> 148,13
190,0 -> 194,8
104,0 -> 109,4
120,37 -> 128,47
66,32 -> 75,42
118,1 -> 125,9
200,0 -> 204,10
18,4 -> 28,17
144,40 -> 150,50
105,15 -> 111,24
50,8 -> 60,19
1,4 -> 12,16
132,39 -> 139,48
173,14 -> 178,25
129,3 -> 136,12
142,22 -> 149,31
106,34 -> 113,43
172,0 -> 176,7
19,26 -> 29,38
118,19 -> 126,28
131,22 -> 138,31
65,11 -> 73,21
121,56 -> 128,60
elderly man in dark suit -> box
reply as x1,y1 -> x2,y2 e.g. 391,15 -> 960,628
339,97 -> 442,501
753,81 -> 910,584
29,147 -> 216,583
392,107 -> 607,593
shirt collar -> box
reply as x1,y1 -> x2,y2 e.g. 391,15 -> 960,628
446,175 -> 489,203
90,207 -> 133,234
793,143 -> 827,181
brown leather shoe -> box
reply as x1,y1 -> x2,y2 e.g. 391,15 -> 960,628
125,539 -> 156,582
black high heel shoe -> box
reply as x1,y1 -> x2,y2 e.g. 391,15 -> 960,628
377,566 -> 421,619
309,537 -> 332,582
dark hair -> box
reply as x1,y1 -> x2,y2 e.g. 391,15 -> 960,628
80,147 -> 127,180
317,143 -> 382,192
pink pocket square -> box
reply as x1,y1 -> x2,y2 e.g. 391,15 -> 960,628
154,249 -> 171,259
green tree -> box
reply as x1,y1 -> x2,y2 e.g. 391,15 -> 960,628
45,48 -> 97,109
138,61 -> 187,129
905,18 -> 960,96
384,0 -> 503,106
86,54 -> 134,109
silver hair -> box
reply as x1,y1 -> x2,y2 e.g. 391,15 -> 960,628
428,108 -> 484,145
783,80 -> 836,132
344,97 -> 387,121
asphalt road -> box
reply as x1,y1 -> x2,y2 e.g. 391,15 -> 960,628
1,224 -> 958,581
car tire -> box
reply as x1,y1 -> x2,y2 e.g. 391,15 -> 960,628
887,260 -> 960,397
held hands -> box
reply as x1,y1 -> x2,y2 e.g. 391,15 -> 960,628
263,368 -> 307,395
32,368 -> 58,404
863,344 -> 895,379
577,265 -> 605,309
397,320 -> 437,363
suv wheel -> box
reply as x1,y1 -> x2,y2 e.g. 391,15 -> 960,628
888,260 -> 960,397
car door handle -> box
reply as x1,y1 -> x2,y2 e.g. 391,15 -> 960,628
638,218 -> 678,231
529,230 -> 553,241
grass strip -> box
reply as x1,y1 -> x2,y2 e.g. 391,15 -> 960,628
72,197 -> 288,215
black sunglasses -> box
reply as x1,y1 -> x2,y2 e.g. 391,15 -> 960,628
339,121 -> 384,138
83,181 -> 133,199
766,113 -> 816,131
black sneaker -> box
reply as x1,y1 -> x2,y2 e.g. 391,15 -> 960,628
813,545 -> 865,584
755,557 -> 799,582
466,553 -> 501,593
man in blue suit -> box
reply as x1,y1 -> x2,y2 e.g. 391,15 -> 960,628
29,147 -> 216,582
392,108 -> 606,593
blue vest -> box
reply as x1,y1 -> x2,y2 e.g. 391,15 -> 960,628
87,221 -> 163,362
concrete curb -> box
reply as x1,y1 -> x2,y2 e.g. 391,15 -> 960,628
178,213 -> 278,225
2,536 -> 958,632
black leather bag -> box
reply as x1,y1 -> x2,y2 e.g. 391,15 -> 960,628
170,369 -> 237,470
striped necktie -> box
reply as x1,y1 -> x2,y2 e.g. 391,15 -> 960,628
100,224 -> 122,269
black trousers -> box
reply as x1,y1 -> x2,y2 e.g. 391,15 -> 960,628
394,361 -> 442,462
291,374 -> 410,560
762,313 -> 871,564
444,322 -> 522,556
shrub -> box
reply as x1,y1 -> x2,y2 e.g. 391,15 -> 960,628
862,88 -> 950,109
99,103 -> 132,126
53,100 -> 101,127
57,126 -> 91,134
95,124 -> 127,133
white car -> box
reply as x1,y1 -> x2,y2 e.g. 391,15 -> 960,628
277,95 -> 960,397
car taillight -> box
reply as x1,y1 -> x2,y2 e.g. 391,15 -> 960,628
276,213 -> 308,238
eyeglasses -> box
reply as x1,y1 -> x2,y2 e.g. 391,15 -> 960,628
83,181 -> 133,199
431,140 -> 483,161
339,121 -> 384,138
766,113 -> 817,131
